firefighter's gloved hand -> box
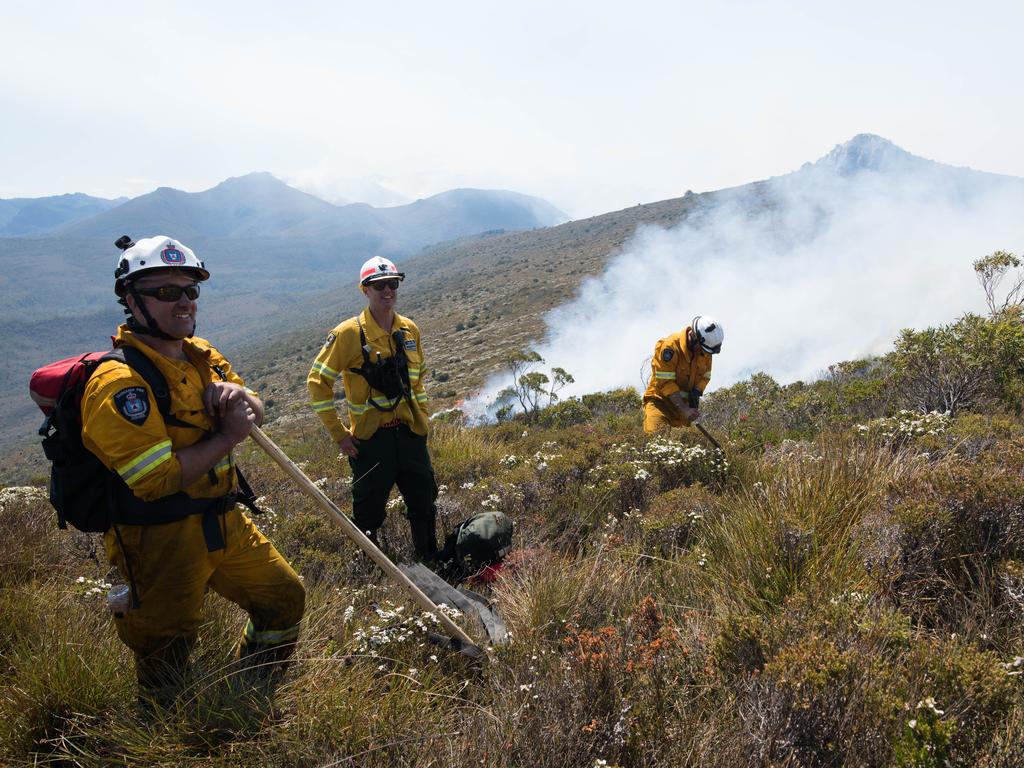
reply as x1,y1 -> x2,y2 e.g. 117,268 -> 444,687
219,398 -> 256,445
338,433 -> 360,459
204,381 -> 247,417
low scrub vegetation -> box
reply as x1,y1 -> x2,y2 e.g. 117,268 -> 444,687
4,291 -> 1024,765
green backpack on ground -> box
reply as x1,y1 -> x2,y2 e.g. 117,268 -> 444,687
440,511 -> 514,574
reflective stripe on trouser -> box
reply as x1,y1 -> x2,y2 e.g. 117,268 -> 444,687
104,508 -> 305,698
348,424 -> 438,558
642,397 -> 691,433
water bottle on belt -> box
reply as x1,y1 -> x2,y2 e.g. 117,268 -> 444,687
106,585 -> 131,617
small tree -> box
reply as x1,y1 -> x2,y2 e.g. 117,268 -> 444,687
496,351 -> 575,423
889,314 -> 1024,414
974,250 -> 1024,317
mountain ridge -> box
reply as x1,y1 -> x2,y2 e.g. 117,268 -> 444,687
0,192 -> 126,236
50,172 -> 565,244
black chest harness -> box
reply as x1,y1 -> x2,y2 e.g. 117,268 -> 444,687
348,320 -> 414,412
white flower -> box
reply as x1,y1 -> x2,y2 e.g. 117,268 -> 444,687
917,697 -> 944,715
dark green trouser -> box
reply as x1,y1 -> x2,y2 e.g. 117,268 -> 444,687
349,425 -> 438,558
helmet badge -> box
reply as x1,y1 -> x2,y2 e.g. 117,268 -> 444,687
161,246 -> 185,265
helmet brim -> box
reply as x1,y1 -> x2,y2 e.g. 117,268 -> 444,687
361,272 -> 406,285
115,266 -> 210,297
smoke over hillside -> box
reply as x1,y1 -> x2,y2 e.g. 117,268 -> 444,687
467,136 -> 1024,416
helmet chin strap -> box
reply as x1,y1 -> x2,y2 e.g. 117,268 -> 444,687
125,284 -> 195,341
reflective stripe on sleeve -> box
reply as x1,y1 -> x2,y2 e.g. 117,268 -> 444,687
213,454 -> 233,477
407,366 -> 421,382
116,440 -> 173,486
310,361 -> 339,381
654,371 -> 677,380
310,399 -> 336,413
415,391 -> 428,403
346,399 -> 369,415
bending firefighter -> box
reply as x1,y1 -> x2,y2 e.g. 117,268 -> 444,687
81,235 -> 305,709
307,256 -> 439,559
643,315 -> 724,433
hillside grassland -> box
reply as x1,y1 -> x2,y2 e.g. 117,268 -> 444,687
239,189 -> 714,426
3,297 -> 1024,766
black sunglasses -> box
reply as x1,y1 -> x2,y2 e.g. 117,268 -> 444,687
367,279 -> 400,292
135,284 -> 201,302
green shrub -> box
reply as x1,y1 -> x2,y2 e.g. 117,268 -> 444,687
889,313 -> 1024,415
892,696 -> 956,768
908,637 -> 1018,762
641,485 -> 715,556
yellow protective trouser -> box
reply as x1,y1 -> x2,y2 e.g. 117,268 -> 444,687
104,507 -> 305,702
642,397 -> 692,433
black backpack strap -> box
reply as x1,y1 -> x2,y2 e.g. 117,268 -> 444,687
116,346 -> 198,430
348,319 -> 372,371
232,466 -> 264,515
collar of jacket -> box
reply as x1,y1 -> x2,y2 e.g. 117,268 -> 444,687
359,308 -> 410,344
114,325 -> 213,367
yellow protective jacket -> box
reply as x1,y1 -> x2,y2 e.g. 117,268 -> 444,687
81,326 -> 248,504
307,308 -> 428,442
643,326 -> 713,403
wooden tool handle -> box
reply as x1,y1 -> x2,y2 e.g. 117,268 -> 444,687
248,425 -> 478,650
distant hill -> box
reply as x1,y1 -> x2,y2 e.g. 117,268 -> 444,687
55,172 -> 566,250
0,193 -> 125,236
799,133 -> 1024,194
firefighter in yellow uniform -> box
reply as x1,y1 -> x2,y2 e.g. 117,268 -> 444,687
307,256 -> 438,559
81,235 -> 305,709
643,315 -> 725,432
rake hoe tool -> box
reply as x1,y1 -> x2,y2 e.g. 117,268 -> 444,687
693,421 -> 722,451
248,425 -> 483,658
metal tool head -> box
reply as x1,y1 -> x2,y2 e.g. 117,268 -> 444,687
426,631 -> 486,658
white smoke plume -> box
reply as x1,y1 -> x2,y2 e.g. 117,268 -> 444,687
464,138 -> 1024,417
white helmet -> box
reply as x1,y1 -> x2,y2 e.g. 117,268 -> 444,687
692,315 -> 724,354
359,256 -> 405,286
114,235 -> 209,297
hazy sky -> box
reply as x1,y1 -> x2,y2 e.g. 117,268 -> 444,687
3,0 -> 1022,218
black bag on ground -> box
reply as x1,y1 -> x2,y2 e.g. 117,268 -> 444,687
439,511 -> 514,574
